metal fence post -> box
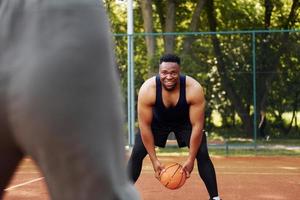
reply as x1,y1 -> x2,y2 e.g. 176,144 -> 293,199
252,31 -> 257,151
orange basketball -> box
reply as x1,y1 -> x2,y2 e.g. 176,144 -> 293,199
159,162 -> 186,190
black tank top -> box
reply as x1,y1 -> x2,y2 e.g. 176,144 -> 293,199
151,75 -> 192,131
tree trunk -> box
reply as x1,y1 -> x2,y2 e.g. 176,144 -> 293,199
259,0 -> 299,112
284,0 -> 299,29
287,93 -> 299,134
256,0 -> 273,113
164,0 -> 176,53
140,0 -> 155,58
153,0 -> 165,31
264,0 -> 273,28
206,0 -> 253,135
183,0 -> 207,54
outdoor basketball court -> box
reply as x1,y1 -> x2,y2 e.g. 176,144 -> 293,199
3,155 -> 300,200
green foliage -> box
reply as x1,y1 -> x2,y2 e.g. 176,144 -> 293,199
105,0 -> 300,139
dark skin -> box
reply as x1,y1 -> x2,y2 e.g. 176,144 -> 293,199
137,61 -> 206,179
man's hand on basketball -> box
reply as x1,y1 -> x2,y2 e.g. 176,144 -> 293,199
152,159 -> 165,179
181,159 -> 195,178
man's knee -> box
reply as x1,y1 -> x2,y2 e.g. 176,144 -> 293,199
130,144 -> 147,161
196,144 -> 210,162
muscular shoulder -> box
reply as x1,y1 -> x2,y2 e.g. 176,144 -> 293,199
138,76 -> 156,105
185,76 -> 205,104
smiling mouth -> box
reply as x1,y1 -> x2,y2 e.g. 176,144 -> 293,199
163,80 -> 177,90
165,82 -> 174,86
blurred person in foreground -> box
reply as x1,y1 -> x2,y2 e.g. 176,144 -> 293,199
0,0 -> 139,199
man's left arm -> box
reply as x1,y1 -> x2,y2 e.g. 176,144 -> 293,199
182,83 -> 206,177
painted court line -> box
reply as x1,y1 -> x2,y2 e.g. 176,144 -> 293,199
142,165 -> 300,171
4,177 -> 44,191
219,172 -> 300,175
14,171 -> 42,175
142,171 -> 300,175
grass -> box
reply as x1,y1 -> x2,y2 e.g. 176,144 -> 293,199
156,138 -> 300,156
157,147 -> 300,156
256,138 -> 300,145
208,148 -> 300,156
206,132 -> 300,146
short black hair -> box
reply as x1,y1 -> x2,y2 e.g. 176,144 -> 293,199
159,54 -> 181,65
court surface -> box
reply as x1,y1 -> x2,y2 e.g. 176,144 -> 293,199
3,155 -> 300,200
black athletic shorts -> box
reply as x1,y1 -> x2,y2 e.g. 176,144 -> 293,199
136,128 -> 207,148
137,126 -> 200,148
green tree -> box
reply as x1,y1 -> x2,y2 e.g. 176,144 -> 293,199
104,0 -> 300,137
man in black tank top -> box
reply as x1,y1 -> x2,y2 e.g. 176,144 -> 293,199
128,54 -> 221,200
152,75 -> 191,131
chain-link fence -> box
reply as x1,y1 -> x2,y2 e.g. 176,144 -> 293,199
114,30 -> 300,152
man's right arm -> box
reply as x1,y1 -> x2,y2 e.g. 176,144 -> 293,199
137,80 -> 164,178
